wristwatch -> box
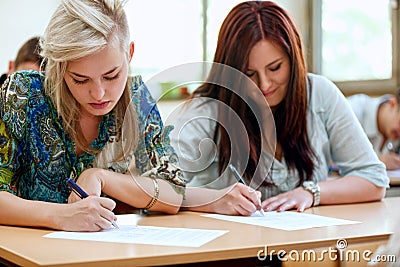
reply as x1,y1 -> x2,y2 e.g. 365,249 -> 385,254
302,181 -> 320,206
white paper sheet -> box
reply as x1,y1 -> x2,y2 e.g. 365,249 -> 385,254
203,211 -> 360,231
43,215 -> 228,247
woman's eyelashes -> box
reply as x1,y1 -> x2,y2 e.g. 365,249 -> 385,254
246,71 -> 256,77
269,63 -> 281,72
72,73 -> 120,85
245,63 -> 281,77
72,78 -> 87,85
104,73 -> 119,81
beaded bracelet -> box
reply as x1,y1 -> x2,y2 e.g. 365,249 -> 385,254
144,177 -> 159,210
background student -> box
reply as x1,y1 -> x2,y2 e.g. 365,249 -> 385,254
0,36 -> 43,87
347,90 -> 400,170
170,0 -> 389,213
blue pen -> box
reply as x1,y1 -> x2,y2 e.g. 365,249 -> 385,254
66,178 -> 119,229
228,164 -> 265,216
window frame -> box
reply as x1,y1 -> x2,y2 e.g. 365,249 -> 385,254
310,0 -> 400,96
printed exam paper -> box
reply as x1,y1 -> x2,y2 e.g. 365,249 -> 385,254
44,214 -> 228,247
203,211 -> 360,231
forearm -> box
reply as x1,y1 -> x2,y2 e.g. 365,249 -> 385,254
181,186 -> 226,213
319,176 -> 386,205
182,184 -> 261,216
96,169 -> 183,214
0,191 -> 61,228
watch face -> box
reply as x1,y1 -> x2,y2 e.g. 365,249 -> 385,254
303,181 -> 315,188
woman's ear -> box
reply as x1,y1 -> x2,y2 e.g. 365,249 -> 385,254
7,60 -> 15,75
129,42 -> 134,62
388,96 -> 398,108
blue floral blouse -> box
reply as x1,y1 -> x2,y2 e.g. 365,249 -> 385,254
0,71 -> 185,203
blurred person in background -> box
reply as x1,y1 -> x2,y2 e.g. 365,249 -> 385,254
348,89 -> 400,170
0,36 -> 43,87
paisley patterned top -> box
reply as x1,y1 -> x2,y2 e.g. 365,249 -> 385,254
0,70 -> 185,203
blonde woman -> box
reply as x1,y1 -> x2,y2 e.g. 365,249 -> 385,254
0,0 -> 186,232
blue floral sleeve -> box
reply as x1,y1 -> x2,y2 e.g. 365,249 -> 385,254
0,72 -> 30,194
130,76 -> 186,195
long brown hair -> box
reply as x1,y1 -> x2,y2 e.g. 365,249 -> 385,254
193,1 -> 315,184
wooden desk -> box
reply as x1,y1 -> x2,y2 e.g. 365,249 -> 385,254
1,198 -> 398,267
385,169 -> 400,185
384,170 -> 400,197
388,174 -> 400,186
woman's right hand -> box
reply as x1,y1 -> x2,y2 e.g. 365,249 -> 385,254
207,183 -> 262,216
55,196 -> 117,232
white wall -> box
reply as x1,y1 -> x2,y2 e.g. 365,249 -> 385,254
0,0 -> 60,73
277,0 -> 309,49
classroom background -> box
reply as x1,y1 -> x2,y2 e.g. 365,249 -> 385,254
1,0 -> 398,100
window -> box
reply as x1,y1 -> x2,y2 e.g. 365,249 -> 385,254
125,0 -> 203,82
312,0 -> 399,94
205,0 -> 246,60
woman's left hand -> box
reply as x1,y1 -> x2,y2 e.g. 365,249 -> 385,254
261,187 -> 313,212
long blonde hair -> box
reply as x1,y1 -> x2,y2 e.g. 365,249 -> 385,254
40,0 -> 138,156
